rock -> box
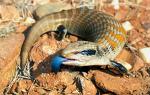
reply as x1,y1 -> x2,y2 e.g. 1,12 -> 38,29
137,0 -> 143,4
122,21 -> 133,31
139,68 -> 150,78
111,0 -> 120,10
116,48 -> 145,71
1,0 -> 14,4
35,71 -> 96,94
57,71 -> 77,86
75,75 -> 97,95
35,0 -> 50,5
131,56 -> 145,71
0,5 -> 20,20
116,49 -> 134,64
0,33 -> 24,93
35,71 -> 77,90
23,17 -> 36,26
27,86 -> 42,95
130,18 -> 142,30
17,79 -> 32,93
92,70 -> 143,95
15,24 -> 28,33
140,0 -> 150,8
30,32 -> 70,64
115,48 -> 134,70
64,84 -> 76,94
49,90 -> 59,95
42,45 -> 57,55
142,23 -> 150,30
41,34 -> 57,55
30,35 -> 58,64
115,6 -> 128,20
139,47 -> 150,63
35,2 -> 71,19
37,88 -> 47,94
68,35 -> 78,42
146,29 -> 150,38
128,29 -> 145,49
0,24 -> 15,37
36,73 -> 60,90
139,10 -> 150,30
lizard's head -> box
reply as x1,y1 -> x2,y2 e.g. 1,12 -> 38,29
62,41 -> 98,60
51,41 -> 104,72
50,41 -> 130,74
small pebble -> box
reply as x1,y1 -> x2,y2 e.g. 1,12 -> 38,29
23,17 -> 36,25
111,0 -> 120,10
122,21 -> 133,31
139,47 -> 150,63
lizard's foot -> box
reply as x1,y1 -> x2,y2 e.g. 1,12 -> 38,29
18,61 -> 34,80
110,60 -> 133,76
110,60 -> 128,74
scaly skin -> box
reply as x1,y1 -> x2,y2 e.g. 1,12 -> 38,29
21,7 -> 127,72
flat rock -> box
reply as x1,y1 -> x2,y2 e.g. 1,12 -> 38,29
0,5 -> 20,20
139,47 -> 150,63
35,2 -> 71,19
0,33 -> 24,93
92,70 -> 143,95
115,48 -> 134,64
115,48 -> 145,71
75,75 -> 97,95
30,33 -> 70,64
131,55 -> 145,71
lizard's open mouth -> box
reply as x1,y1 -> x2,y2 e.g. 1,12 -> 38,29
62,56 -> 83,65
51,55 -> 84,72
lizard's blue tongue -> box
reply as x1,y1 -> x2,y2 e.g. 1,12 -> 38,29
51,55 -> 67,72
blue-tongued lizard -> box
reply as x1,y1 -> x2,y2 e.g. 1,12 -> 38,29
21,7 -> 129,75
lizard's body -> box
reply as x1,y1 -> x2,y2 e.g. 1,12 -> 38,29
21,7 -> 127,72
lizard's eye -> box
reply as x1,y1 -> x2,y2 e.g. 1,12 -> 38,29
79,49 -> 96,56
